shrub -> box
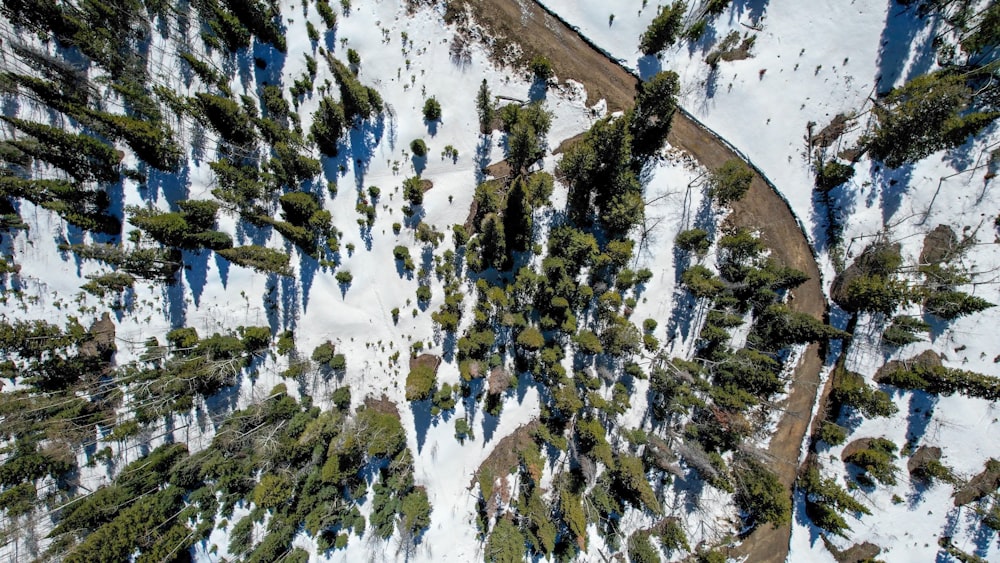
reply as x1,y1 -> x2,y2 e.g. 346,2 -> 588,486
530,55 -> 553,81
335,270 -> 353,285
708,158 -> 753,206
815,159 -> 855,192
676,228 -> 711,254
405,364 -> 436,401
410,138 -> 428,157
422,97 -> 442,121
347,48 -> 360,66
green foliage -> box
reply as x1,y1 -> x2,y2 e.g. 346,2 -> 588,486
815,159 -> 855,192
410,138 -> 428,157
574,329 -> 603,355
400,487 -> 432,536
476,79 -> 495,134
252,473 -> 292,509
818,422 -> 848,446
750,303 -> 847,352
882,316 -> 929,346
335,270 -> 353,285
529,55 -> 553,80
866,70 -> 1000,168
734,456 -> 790,530
879,362 -> 1000,401
627,532 -> 659,563
639,1 -> 687,55
832,368 -> 898,419
484,516 -> 525,563
317,0 -> 337,27
676,228 -> 711,254
193,93 -> 257,146
329,55 -> 381,121
612,455 -> 661,514
576,418 -> 614,467
2,117 -> 121,183
800,467 -> 870,537
923,289 -> 994,320
708,158 -> 753,206
681,265 -> 725,299
423,97 -> 442,121
630,71 -> 680,156
217,245 -> 292,276
403,176 -> 425,205
844,438 -> 898,486
406,364 -> 437,401
841,275 -> 910,315
311,97 -> 346,156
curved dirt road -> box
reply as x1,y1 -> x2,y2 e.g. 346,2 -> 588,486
452,1 -> 826,560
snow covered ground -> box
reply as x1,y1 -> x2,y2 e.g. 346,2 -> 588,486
541,0 -> 1000,560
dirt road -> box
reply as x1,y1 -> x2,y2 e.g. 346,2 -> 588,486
455,1 -> 827,560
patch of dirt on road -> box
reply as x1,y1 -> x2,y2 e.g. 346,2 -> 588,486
444,0 -> 637,112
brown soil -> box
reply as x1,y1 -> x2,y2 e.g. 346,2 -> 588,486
920,224 -> 958,265
908,445 -> 943,475
954,458 -> 1000,506
457,3 -> 828,561
822,537 -> 882,563
470,420 -> 540,491
364,394 -> 401,418
409,353 -> 442,374
810,114 -> 851,149
445,0 -> 637,112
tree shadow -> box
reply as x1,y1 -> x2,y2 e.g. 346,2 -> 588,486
412,399 -> 433,454
144,161 -> 191,208
869,161 -> 913,225
874,1 -> 930,93
528,78 -> 548,103
731,0 -> 771,22
903,389 -> 937,445
475,135 -> 494,185
637,55 -> 663,81
411,154 -> 427,176
214,251 -> 230,288
424,118 -> 439,137
163,277 -> 186,328
183,249 -> 209,308
349,114 -> 386,191
299,252 -> 318,314
279,268 -> 299,332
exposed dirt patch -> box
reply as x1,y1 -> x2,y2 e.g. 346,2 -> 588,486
444,0 -> 638,112
822,536 -> 882,563
920,224 -> 959,265
364,394 -> 401,418
954,458 -> 1000,506
908,445 -> 943,475
80,312 -> 116,361
810,113 -> 851,149
469,420 -> 540,490
874,349 -> 942,383
409,353 -> 442,374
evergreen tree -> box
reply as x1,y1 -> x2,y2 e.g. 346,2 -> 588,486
639,1 -> 687,55
708,159 -> 753,206
311,97 -> 346,156
630,71 -> 680,156
476,79 -> 494,134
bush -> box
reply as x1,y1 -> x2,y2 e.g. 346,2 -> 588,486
335,270 -> 353,285
676,228 -> 711,254
405,364 -> 436,401
844,438 -> 898,486
410,139 -> 428,157
347,48 -> 360,66
815,159 -> 855,192
422,97 -> 442,121
530,55 -> 553,80
708,158 -> 753,206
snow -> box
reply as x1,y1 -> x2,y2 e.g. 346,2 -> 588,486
540,0 -> 1000,561
5,0 -> 1000,560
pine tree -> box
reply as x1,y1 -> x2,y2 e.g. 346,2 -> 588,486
476,79 -> 494,134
